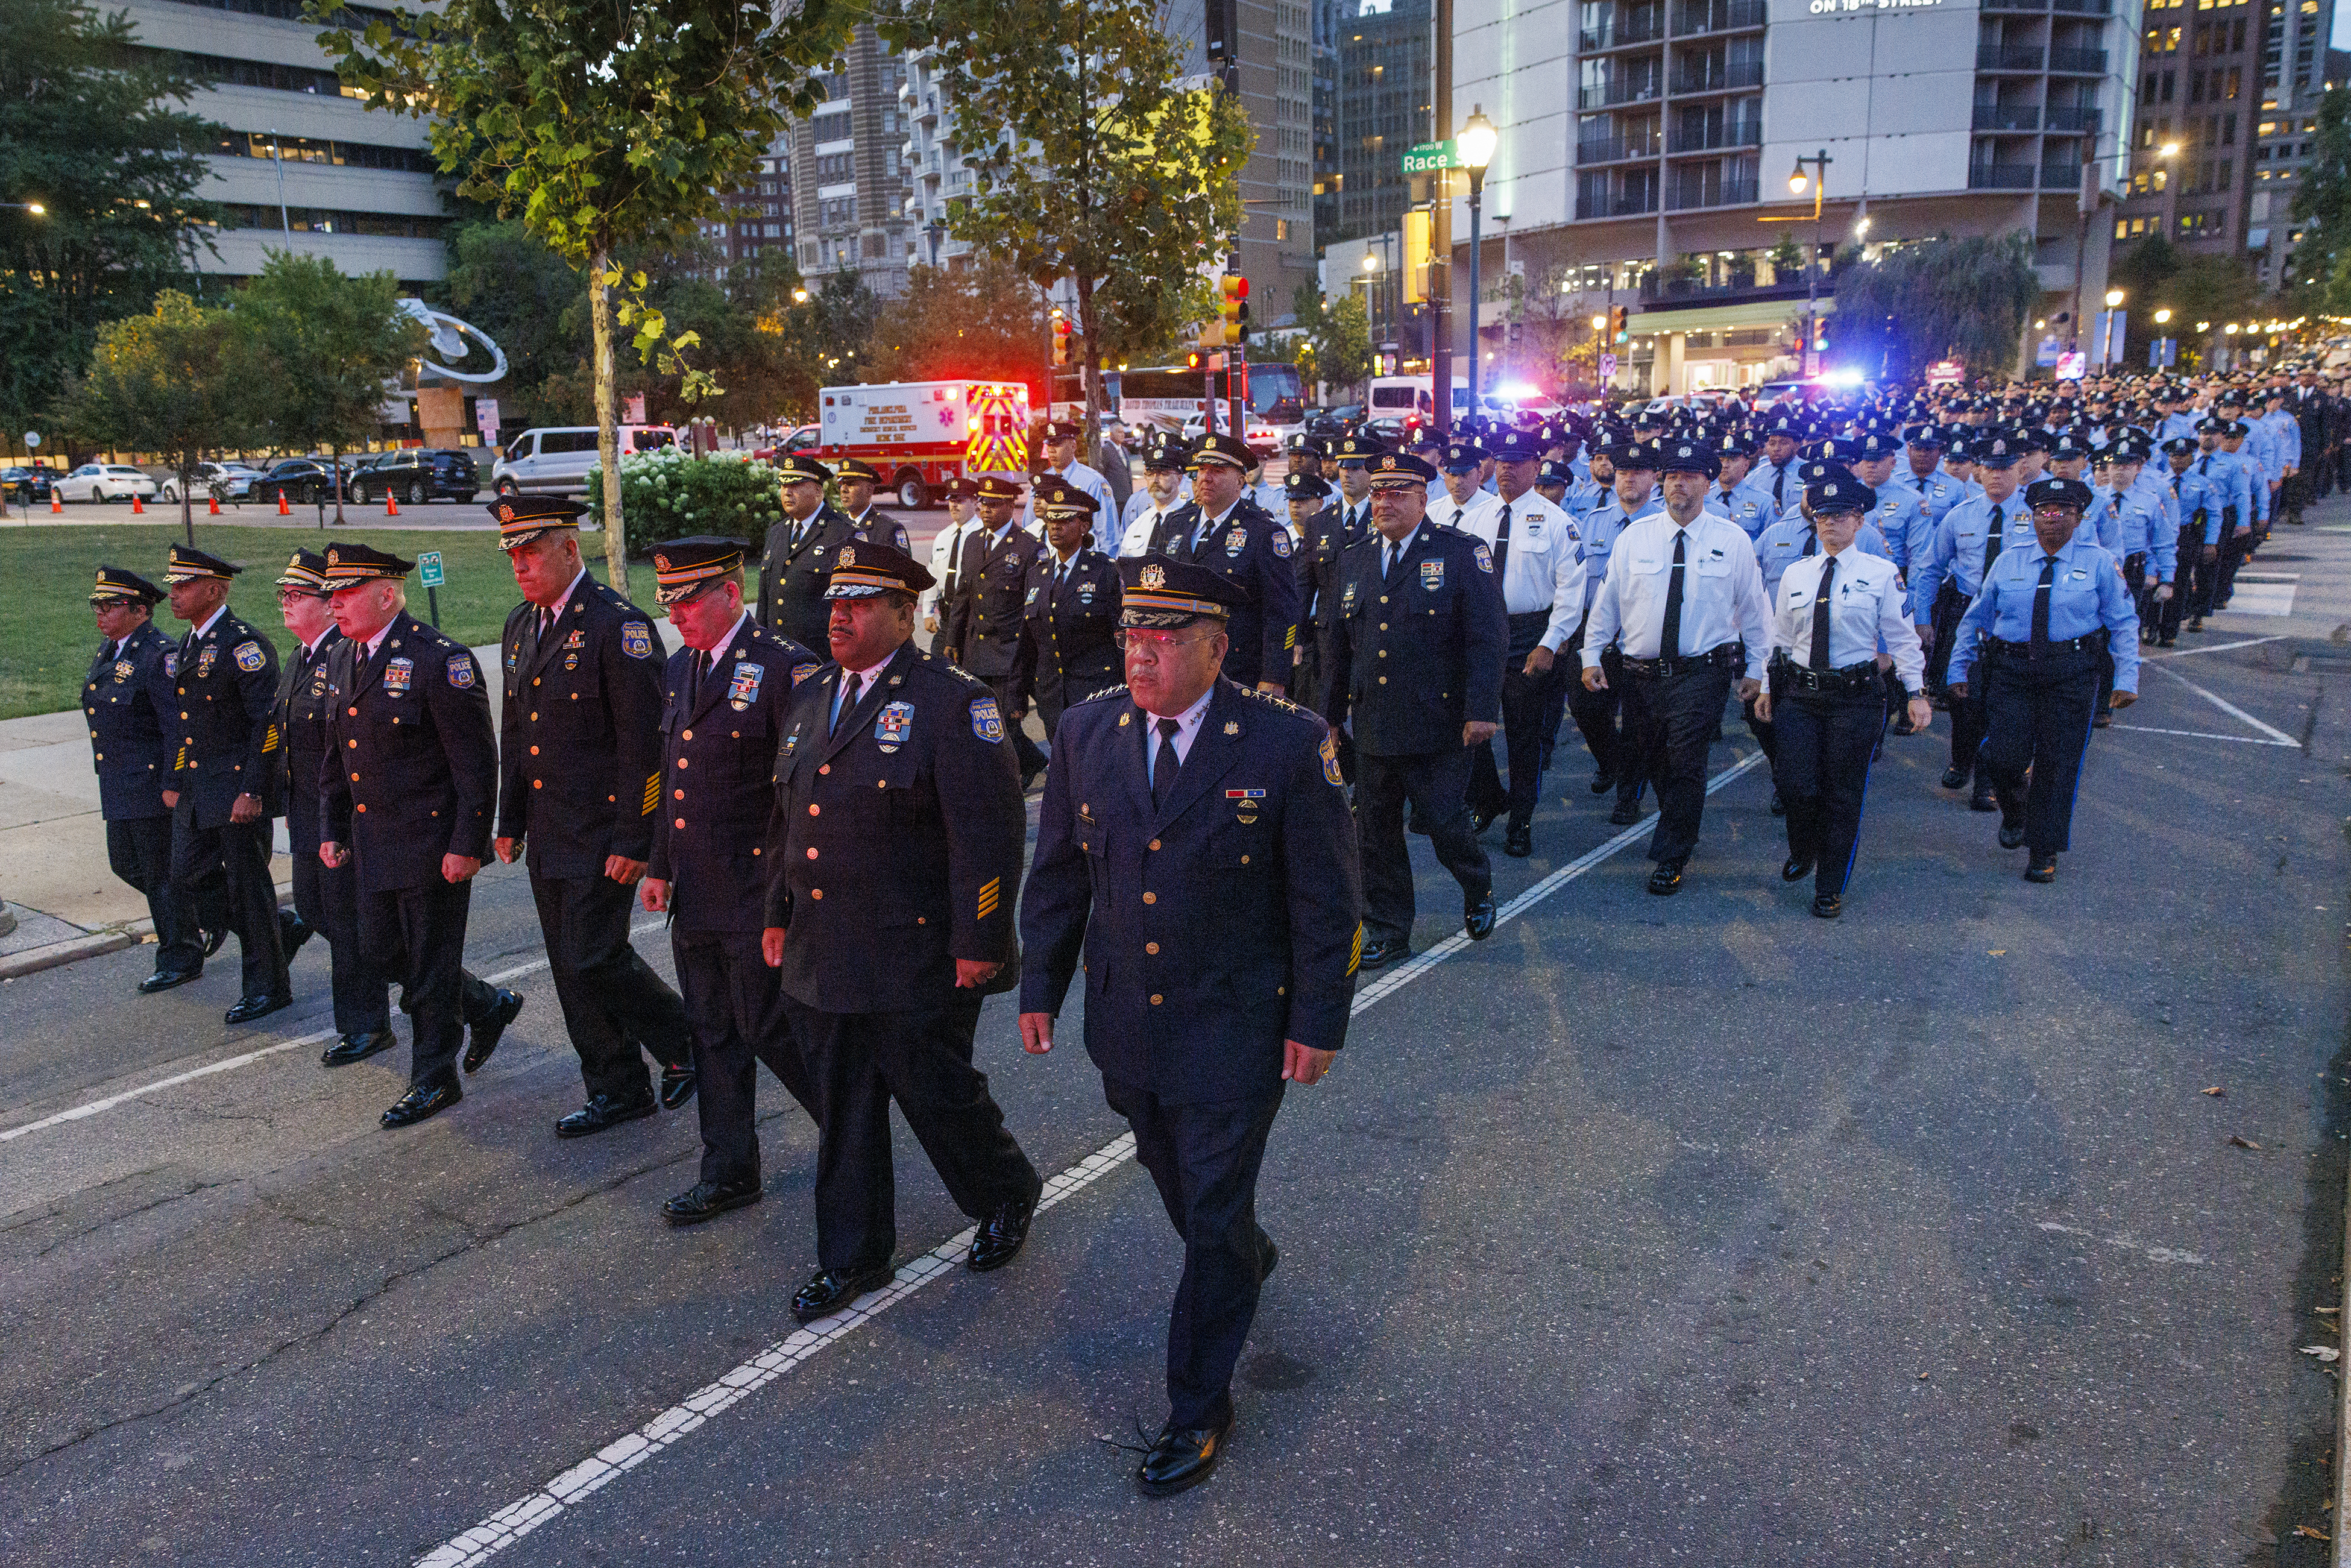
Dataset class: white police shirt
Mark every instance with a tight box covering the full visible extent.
[1771,546,1925,693]
[1584,512,1772,668]
[1452,491,1588,652]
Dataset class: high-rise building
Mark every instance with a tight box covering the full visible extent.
[118,0,449,288]
[1327,0,1434,250]
[1452,0,2142,392]
[899,45,979,271]
[1177,0,1319,326]
[782,24,914,297]
[698,145,793,279]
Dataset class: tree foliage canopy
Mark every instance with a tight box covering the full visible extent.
[58,289,248,538]
[234,252,424,511]
[1828,233,2042,380]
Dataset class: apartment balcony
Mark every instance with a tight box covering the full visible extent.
[1672,0,1767,34]
[1977,43,2047,70]
[2047,47,2109,74]
[1667,174,1760,210]
[2045,105,2101,133]
[2041,159,2086,187]
[1576,190,1661,219]
[1968,162,2041,189]
[1973,104,2041,130]
[1638,271,1821,307]
[1671,60,1764,95]
[1578,137,1663,165]
[1579,13,1667,51]
[1669,120,1761,154]
[1581,77,1666,110]
[1984,0,2113,10]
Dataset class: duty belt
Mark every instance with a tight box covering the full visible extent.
[1770,653,1880,695]
[1620,643,1744,679]
[1987,629,2107,660]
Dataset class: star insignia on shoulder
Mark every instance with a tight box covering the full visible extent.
[1235,687,1304,716]
[1077,683,1129,707]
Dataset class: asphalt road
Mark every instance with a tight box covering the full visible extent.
[3,531,2347,1567]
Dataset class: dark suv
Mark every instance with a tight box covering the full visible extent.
[353,449,480,505]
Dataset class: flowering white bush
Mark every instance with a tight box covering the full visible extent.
[585,446,786,555]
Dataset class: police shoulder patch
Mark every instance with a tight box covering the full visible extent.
[621,621,653,660]
[1272,531,1292,558]
[1320,729,1344,787]
[1473,541,1494,575]
[447,652,477,688]
[234,640,265,672]
[971,694,1006,744]
[789,661,822,685]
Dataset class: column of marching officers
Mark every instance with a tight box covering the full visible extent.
[79,389,2165,1497]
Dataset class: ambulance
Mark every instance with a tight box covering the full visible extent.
[813,380,1032,508]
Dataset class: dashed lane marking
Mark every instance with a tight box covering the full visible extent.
[2144,659,2301,747]
[412,749,1770,1568]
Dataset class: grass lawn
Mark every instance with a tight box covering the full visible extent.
[0,523,635,719]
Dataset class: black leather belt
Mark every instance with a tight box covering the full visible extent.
[1620,643,1743,679]
[1771,654,1880,694]
[1988,631,2107,658]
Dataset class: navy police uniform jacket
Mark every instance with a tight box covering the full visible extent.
[760,641,1026,1013]
[757,503,867,655]
[169,608,284,825]
[271,626,345,854]
[847,506,912,555]
[1153,498,1303,690]
[1322,521,1509,756]
[945,523,1042,682]
[320,613,499,894]
[1019,679,1363,1102]
[1011,546,1122,719]
[497,578,668,879]
[647,617,821,933]
[85,620,178,822]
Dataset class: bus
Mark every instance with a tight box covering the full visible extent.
[1054,362,1306,449]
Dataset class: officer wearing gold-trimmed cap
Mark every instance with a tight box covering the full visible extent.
[488,494,698,1138]
[160,543,297,1024]
[922,476,984,647]
[833,458,912,556]
[1151,430,1301,697]
[86,565,219,994]
[757,453,868,654]
[760,538,1042,1324]
[1011,477,1122,741]
[1018,551,1362,1497]
[943,473,1050,784]
[639,538,824,1226]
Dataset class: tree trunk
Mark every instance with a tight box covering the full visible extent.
[1074,271,1103,452]
[332,441,345,526]
[180,458,194,544]
[589,252,630,597]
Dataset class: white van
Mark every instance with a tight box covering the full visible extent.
[490,425,677,496]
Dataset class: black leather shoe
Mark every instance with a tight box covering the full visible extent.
[2092,711,2112,729]
[201,926,228,959]
[662,1177,762,1226]
[1138,1412,1233,1498]
[1464,894,1497,940]
[967,1195,1034,1271]
[1588,770,1615,795]
[1939,765,1969,790]
[1503,825,1533,857]
[2186,616,2203,632]
[1356,936,1409,971]
[1259,1236,1279,1284]
[1890,714,1916,736]
[279,912,313,962]
[1998,817,2028,851]
[2024,854,2057,883]
[2158,635,2176,648]
[1608,799,1642,827]
[1969,786,1999,813]
[463,988,524,1073]
[1646,858,1685,896]
[1768,789,1786,817]
[1469,808,1497,836]
[792,1262,895,1323]
[224,992,291,1026]
[382,1077,460,1128]
[556,1092,657,1139]
[1810,893,1843,919]
[658,1062,697,1110]
[137,966,200,995]
[1781,856,1813,883]
[321,1028,395,1066]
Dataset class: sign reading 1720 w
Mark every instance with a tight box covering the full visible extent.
[1401,139,1461,174]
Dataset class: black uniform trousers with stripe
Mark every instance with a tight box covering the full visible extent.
[531,871,694,1104]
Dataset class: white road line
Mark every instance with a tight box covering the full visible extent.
[2145,635,2287,659]
[0,924,663,1146]
[2145,660,2302,746]
[413,749,1771,1568]
[2108,723,2299,747]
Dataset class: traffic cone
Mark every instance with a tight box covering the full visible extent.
[276,491,291,517]
[49,491,61,513]
[385,493,400,517]
[131,493,144,514]
[207,494,220,516]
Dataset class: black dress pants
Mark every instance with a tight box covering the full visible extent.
[108,814,205,974]
[1980,648,2101,857]
[1925,582,1965,697]
[675,925,816,1185]
[990,675,1050,780]
[291,833,388,1036]
[1468,611,1561,831]
[2213,526,2250,609]
[1948,631,1991,780]
[1772,688,1888,899]
[1619,663,1733,864]
[783,989,1041,1274]
[360,877,496,1086]
[1567,638,1628,794]
[1102,1077,1285,1432]
[171,807,285,1000]
[2161,525,2209,640]
[1354,746,1492,945]
[530,871,693,1103]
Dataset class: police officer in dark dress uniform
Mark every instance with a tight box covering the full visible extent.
[757,454,869,654]
[640,538,825,1225]
[271,549,394,1062]
[762,540,1043,1324]
[1018,555,1363,1498]
[944,474,1051,784]
[836,458,912,553]
[160,543,294,1024]
[1011,478,1122,741]
[85,565,214,993]
[318,543,513,1129]
[491,496,697,1136]
[1151,432,1302,694]
[1322,451,1507,964]
[1282,470,1339,714]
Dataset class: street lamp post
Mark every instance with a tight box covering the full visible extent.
[2101,287,2124,368]
[1458,107,1497,418]
[267,129,289,234]
[1786,150,1831,377]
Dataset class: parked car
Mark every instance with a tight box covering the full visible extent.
[490,424,676,496]
[751,424,821,462]
[354,448,480,505]
[158,462,259,504]
[251,458,347,506]
[1,465,56,503]
[57,463,160,503]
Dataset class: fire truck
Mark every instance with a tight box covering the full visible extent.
[813,380,1032,508]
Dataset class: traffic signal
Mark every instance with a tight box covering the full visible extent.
[1608,305,1628,343]
[1221,274,1249,346]
[1051,310,1072,367]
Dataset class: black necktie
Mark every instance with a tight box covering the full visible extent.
[1772,464,1787,509]
[1383,538,1400,582]
[1801,531,1818,558]
[2171,473,2182,496]
[687,649,707,710]
[2030,556,2055,652]
[1660,531,1687,658]
[832,673,861,734]
[1809,556,1836,669]
[1151,717,1182,810]
[1493,503,1512,577]
[1983,503,2004,581]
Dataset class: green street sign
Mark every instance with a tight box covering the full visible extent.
[1401,139,1459,174]
[416,550,445,588]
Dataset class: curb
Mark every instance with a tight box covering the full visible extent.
[0,930,136,980]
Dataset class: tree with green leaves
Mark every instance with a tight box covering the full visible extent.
[233,253,424,524]
[870,259,1048,389]
[441,218,589,430]
[883,0,1252,442]
[315,0,855,593]
[2288,87,2351,313]
[0,0,222,450]
[1825,233,2041,382]
[58,290,252,543]
[2107,234,2263,366]
[1292,283,1371,401]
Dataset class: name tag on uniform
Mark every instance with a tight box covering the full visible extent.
[1420,559,1444,590]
